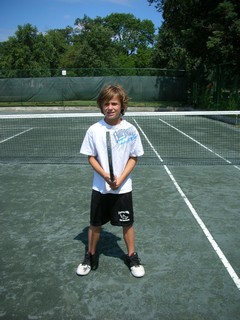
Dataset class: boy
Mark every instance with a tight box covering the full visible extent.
[77,84,145,277]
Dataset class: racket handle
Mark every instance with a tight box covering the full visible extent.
[106,131,114,182]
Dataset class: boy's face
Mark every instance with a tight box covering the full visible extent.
[102,95,122,125]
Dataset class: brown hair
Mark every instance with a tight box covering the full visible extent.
[97,84,128,115]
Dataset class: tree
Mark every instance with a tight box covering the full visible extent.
[148,0,240,68]
[0,13,157,76]
[61,14,155,72]
[103,13,155,56]
[45,27,72,74]
[0,24,55,77]
[152,22,189,69]
[60,15,118,73]
[148,0,240,108]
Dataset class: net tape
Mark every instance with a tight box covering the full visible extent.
[0,111,239,166]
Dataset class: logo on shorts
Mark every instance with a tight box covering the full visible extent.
[118,211,130,222]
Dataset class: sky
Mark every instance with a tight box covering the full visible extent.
[0,0,162,42]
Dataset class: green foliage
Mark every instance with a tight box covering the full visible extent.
[0,13,156,76]
[148,0,240,69]
[0,24,54,76]
[148,0,240,109]
[61,16,115,71]
[45,28,72,74]
[103,13,155,55]
[0,2,239,109]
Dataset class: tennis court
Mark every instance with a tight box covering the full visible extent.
[0,111,240,319]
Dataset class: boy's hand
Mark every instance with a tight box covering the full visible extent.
[104,175,119,190]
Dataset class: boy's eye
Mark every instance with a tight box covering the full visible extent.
[104,102,119,107]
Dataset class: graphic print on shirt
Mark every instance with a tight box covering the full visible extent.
[113,127,137,146]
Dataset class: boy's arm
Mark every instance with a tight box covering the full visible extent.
[88,156,112,185]
[115,156,137,189]
[88,155,108,178]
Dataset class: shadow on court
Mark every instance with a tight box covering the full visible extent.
[74,227,125,261]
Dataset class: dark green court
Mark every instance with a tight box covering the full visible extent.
[1,110,240,319]
[1,162,240,319]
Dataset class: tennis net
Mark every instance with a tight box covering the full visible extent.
[0,111,239,166]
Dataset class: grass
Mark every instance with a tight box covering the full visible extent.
[0,100,184,109]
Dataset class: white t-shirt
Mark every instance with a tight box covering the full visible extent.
[80,118,144,194]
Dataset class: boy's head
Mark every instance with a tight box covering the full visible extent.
[97,84,128,115]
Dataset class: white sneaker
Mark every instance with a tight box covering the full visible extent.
[76,251,99,276]
[125,252,145,277]
[76,263,91,276]
[76,252,91,276]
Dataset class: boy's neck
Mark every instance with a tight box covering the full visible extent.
[104,117,122,126]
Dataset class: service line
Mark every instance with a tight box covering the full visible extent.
[0,128,33,144]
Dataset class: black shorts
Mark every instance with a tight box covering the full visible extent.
[90,190,134,227]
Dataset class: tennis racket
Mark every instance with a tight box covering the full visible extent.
[106,131,114,182]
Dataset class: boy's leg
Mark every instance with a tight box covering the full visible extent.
[88,225,101,255]
[123,225,135,256]
[76,225,101,276]
[123,225,145,278]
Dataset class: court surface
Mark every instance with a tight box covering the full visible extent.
[0,162,240,320]
[0,111,240,319]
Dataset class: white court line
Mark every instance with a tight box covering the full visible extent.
[158,118,240,171]
[134,119,240,291]
[0,128,33,144]
[159,118,231,163]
